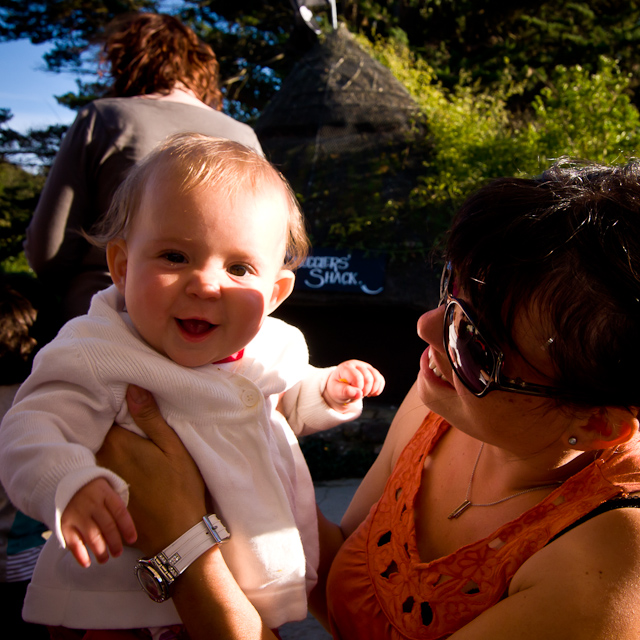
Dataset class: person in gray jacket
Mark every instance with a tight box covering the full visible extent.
[25,12,263,321]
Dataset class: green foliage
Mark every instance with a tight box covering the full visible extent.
[0,160,44,268]
[355,36,525,243]
[3,0,640,122]
[1,252,31,273]
[358,37,640,248]
[343,1,640,106]
[0,0,158,69]
[507,2,640,98]
[2,1,640,262]
[525,59,640,162]
[0,114,69,169]
[178,1,325,121]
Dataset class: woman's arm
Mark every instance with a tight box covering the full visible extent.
[307,506,345,631]
[307,381,428,627]
[96,385,278,640]
[340,381,428,537]
[25,108,94,278]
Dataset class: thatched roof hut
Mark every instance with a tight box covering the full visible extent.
[256,24,420,161]
[255,25,436,311]
[259,26,440,402]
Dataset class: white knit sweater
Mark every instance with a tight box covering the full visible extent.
[0,285,360,629]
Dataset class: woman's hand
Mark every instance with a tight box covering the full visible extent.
[97,385,278,640]
[95,384,207,555]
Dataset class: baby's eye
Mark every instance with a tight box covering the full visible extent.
[162,252,187,264]
[228,264,251,277]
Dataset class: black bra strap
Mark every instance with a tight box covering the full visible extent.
[548,496,640,545]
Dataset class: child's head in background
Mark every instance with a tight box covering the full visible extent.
[0,274,59,386]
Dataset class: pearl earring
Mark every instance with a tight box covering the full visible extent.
[568,436,578,446]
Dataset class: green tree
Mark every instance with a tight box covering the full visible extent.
[0,0,157,68]
[0,0,320,120]
[2,0,640,263]
[340,1,640,104]
[526,59,640,162]
[359,36,640,250]
[0,159,45,271]
[0,110,59,271]
[3,1,640,120]
[0,109,68,170]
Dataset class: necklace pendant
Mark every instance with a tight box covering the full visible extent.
[448,499,472,520]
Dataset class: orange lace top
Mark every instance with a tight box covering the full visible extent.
[327,411,640,640]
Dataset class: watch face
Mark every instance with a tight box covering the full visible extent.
[135,561,169,603]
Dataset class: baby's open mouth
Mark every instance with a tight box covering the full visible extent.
[177,319,216,335]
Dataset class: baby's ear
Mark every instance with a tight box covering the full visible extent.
[106,239,128,296]
[571,407,639,450]
[267,269,295,314]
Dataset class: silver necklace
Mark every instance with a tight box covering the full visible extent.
[447,443,563,519]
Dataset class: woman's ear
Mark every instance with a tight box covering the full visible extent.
[267,269,295,314]
[570,407,639,450]
[106,239,128,296]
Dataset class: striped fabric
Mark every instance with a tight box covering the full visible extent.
[6,545,43,582]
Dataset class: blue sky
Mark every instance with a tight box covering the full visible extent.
[0,0,188,134]
[0,39,79,133]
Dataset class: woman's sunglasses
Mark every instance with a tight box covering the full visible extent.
[440,263,565,399]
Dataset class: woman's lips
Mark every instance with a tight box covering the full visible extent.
[421,345,451,385]
[428,349,446,380]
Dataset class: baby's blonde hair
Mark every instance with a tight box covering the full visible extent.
[90,133,309,269]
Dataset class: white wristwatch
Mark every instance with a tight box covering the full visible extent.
[134,513,230,602]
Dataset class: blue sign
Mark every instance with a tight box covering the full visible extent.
[295,249,386,295]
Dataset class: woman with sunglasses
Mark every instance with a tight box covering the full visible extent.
[97,158,640,639]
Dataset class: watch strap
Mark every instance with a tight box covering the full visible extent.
[159,513,230,577]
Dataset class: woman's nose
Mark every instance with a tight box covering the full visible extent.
[417,305,446,348]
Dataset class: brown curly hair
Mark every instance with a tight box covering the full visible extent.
[101,12,223,110]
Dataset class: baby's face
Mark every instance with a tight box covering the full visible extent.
[108,172,294,367]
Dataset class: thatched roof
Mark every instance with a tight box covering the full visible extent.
[255,24,420,161]
[256,25,436,309]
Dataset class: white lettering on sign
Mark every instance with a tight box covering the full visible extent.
[299,254,384,295]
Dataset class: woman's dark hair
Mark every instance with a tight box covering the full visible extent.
[101,12,223,110]
[445,158,640,408]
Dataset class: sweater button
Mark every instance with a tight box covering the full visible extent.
[241,389,258,407]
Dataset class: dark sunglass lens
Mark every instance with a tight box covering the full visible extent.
[445,303,496,394]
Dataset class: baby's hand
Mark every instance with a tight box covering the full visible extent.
[61,477,137,568]
[324,359,385,412]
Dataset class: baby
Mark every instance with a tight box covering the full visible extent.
[0,134,384,633]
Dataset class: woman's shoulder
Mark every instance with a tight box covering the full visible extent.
[507,499,640,633]
[87,97,263,154]
[532,494,640,565]
[451,502,640,638]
